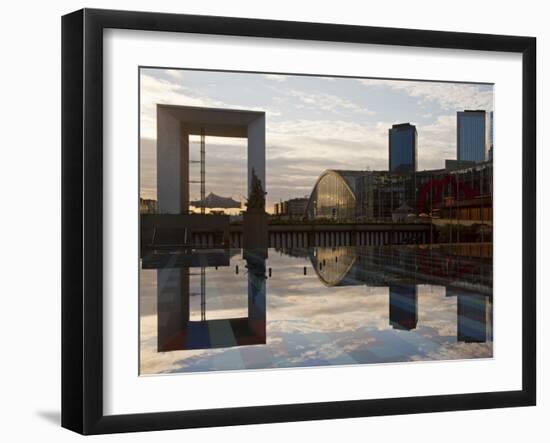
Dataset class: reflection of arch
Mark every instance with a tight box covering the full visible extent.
[305,170,358,220]
[309,247,357,286]
[155,250,266,352]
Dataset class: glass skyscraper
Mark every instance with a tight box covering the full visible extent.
[457,110,488,163]
[389,123,417,173]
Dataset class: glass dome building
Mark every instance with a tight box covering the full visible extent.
[304,170,364,221]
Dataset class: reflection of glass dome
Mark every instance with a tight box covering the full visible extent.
[309,247,418,289]
[307,245,493,293]
[309,247,357,286]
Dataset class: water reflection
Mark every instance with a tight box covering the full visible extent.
[456,292,489,343]
[140,244,492,374]
[150,249,266,352]
[389,285,418,331]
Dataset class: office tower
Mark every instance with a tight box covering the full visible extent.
[389,123,417,173]
[457,110,488,163]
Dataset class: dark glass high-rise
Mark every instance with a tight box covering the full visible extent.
[457,110,488,163]
[389,123,417,173]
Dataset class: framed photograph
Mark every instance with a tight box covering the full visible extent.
[61,8,536,434]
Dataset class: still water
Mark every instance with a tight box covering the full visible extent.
[140,245,492,374]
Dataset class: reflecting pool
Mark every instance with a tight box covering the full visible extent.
[140,244,492,374]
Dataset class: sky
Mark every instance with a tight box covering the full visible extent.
[140,68,493,213]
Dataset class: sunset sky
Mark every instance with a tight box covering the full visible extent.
[139,68,493,212]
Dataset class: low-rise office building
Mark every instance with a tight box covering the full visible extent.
[274,197,309,219]
[304,162,493,223]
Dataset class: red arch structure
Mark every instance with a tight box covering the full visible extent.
[417,175,480,214]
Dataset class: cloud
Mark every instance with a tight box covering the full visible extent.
[416,115,456,170]
[140,74,282,139]
[140,74,228,139]
[358,78,494,113]
[286,90,375,115]
[264,74,287,82]
[165,69,185,81]
[267,119,389,160]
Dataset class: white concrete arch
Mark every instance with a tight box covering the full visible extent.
[156,105,265,214]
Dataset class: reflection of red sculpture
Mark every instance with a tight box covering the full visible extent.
[417,175,479,214]
[416,247,475,280]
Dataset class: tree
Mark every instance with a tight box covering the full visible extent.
[246,168,266,211]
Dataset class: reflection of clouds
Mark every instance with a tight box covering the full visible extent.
[284,341,353,365]
[416,285,458,338]
[141,311,245,374]
[266,290,390,334]
[140,250,492,374]
[410,342,493,361]
[341,335,379,352]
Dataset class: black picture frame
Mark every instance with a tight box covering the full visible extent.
[61,8,536,435]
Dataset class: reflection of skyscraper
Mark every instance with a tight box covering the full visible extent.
[488,111,494,161]
[389,284,418,330]
[457,110,487,163]
[457,292,487,343]
[389,123,417,173]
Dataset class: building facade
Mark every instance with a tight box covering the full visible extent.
[457,110,488,163]
[304,170,362,220]
[274,197,309,219]
[305,162,493,223]
[389,123,418,173]
[140,198,158,214]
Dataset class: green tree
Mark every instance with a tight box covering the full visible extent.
[246,168,266,210]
